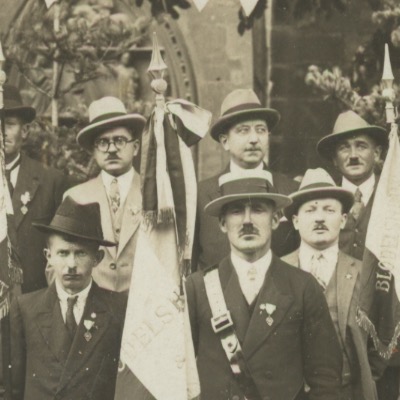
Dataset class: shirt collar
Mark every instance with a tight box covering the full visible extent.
[298,242,339,272]
[101,167,134,188]
[229,161,273,185]
[342,174,375,204]
[231,250,272,276]
[55,278,93,303]
[6,153,21,170]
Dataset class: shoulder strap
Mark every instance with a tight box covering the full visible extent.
[203,268,260,399]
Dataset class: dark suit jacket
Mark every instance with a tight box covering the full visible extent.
[193,165,299,270]
[282,250,380,400]
[12,154,67,293]
[186,255,342,400]
[10,282,127,400]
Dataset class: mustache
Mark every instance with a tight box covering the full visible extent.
[313,223,328,231]
[347,157,362,166]
[245,146,262,151]
[240,224,259,236]
[106,154,121,160]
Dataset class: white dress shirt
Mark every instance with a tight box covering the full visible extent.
[230,160,273,186]
[101,167,134,206]
[55,279,92,325]
[5,153,21,188]
[342,174,375,206]
[298,242,339,287]
[231,250,272,305]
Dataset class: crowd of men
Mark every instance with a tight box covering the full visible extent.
[2,83,397,400]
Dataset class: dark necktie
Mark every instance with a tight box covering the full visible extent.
[350,188,364,220]
[66,296,78,338]
[5,157,21,196]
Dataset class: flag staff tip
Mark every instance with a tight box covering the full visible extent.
[148,33,168,103]
[381,44,396,125]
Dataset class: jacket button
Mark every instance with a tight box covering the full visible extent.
[110,263,117,270]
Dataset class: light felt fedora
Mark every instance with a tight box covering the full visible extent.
[317,110,388,160]
[4,84,36,123]
[284,168,354,221]
[33,196,116,247]
[210,89,280,142]
[204,170,292,217]
[77,96,146,150]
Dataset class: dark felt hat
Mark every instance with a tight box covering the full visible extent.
[4,84,36,123]
[210,89,280,142]
[317,110,388,160]
[33,196,116,247]
[205,170,292,217]
[284,168,354,221]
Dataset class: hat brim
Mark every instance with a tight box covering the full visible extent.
[210,108,280,142]
[317,126,388,160]
[5,107,36,123]
[205,193,292,217]
[284,187,354,222]
[32,223,117,247]
[77,114,147,150]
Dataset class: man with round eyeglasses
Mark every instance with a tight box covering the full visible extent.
[61,96,146,292]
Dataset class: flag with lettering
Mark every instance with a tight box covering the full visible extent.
[114,100,211,400]
[357,123,400,362]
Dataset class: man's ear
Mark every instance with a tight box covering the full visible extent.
[340,213,348,229]
[219,134,229,151]
[292,214,299,231]
[43,248,51,262]
[219,215,228,234]
[94,249,105,266]
[271,211,280,231]
[132,139,140,157]
[374,145,382,162]
[21,124,29,140]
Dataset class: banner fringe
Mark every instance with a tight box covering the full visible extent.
[356,307,400,359]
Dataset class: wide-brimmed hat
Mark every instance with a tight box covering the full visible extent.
[284,168,354,221]
[77,96,146,150]
[33,196,116,247]
[317,110,388,160]
[210,89,280,142]
[205,170,292,217]
[4,84,36,123]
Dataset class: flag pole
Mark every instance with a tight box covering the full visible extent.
[382,44,397,128]
[51,0,60,128]
[0,40,12,400]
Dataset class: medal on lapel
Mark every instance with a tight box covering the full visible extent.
[83,316,96,342]
[260,303,276,326]
[20,191,31,215]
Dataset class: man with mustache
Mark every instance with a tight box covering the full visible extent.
[186,169,342,400]
[282,168,384,400]
[62,96,146,292]
[316,110,387,261]
[194,89,299,270]
[10,197,126,400]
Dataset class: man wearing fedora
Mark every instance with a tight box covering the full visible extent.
[316,110,387,261]
[62,96,146,292]
[282,168,386,400]
[3,84,67,293]
[194,88,299,271]
[10,196,126,400]
[186,170,342,400]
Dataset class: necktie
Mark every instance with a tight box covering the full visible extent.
[310,253,329,290]
[5,157,21,196]
[66,296,78,338]
[242,265,259,305]
[109,178,121,214]
[350,188,364,220]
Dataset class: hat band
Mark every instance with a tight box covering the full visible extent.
[221,102,262,117]
[90,111,127,124]
[221,178,275,196]
[50,214,102,239]
[298,182,337,192]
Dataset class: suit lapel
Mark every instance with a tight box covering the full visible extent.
[117,172,142,256]
[336,252,358,342]
[12,155,41,229]
[58,284,111,392]
[243,258,294,359]
[94,175,117,259]
[35,284,72,364]
[219,258,250,343]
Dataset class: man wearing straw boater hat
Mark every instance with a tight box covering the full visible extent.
[317,110,387,261]
[3,84,68,293]
[62,96,146,292]
[186,170,342,400]
[10,197,126,400]
[282,168,386,400]
[194,89,299,270]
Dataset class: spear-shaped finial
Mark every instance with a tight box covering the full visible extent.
[0,41,6,112]
[382,44,396,124]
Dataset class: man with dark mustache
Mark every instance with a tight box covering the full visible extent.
[61,96,146,292]
[316,110,387,261]
[282,168,383,400]
[194,89,299,270]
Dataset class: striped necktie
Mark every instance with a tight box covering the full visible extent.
[350,188,364,220]
[109,178,121,214]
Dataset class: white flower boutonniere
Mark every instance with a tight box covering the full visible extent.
[20,191,31,215]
